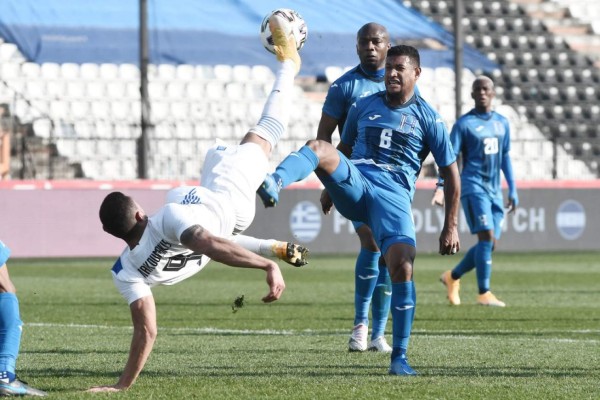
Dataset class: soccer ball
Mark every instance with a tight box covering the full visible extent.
[259,8,308,54]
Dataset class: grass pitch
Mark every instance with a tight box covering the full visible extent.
[9,251,600,399]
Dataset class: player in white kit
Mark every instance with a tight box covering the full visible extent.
[89,14,302,392]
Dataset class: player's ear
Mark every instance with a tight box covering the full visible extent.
[414,66,421,79]
[134,211,145,222]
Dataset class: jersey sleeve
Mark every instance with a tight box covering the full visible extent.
[426,113,456,168]
[449,120,463,161]
[161,203,199,242]
[0,240,10,266]
[340,100,360,147]
[112,270,153,305]
[322,81,347,120]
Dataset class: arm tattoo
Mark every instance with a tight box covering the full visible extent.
[180,224,204,244]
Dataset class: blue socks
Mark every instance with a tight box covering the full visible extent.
[371,263,391,340]
[452,245,476,279]
[353,249,380,327]
[272,145,319,188]
[0,292,22,380]
[391,281,415,354]
[475,240,494,294]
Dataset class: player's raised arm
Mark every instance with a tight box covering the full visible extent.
[180,225,285,303]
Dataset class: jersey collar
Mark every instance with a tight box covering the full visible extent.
[358,64,385,82]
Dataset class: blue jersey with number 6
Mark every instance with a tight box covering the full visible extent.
[341,91,455,199]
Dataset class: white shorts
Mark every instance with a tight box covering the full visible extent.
[200,142,268,233]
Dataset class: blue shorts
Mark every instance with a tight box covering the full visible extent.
[0,240,10,266]
[351,220,364,231]
[320,155,415,254]
[461,193,505,239]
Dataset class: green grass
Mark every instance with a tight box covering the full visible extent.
[8,252,600,399]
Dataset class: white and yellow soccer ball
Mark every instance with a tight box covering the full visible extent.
[259,8,308,54]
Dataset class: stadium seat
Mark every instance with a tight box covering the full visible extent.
[81,160,101,178]
[70,101,90,120]
[119,63,139,80]
[94,120,115,138]
[157,64,177,81]
[186,81,205,100]
[59,63,80,80]
[40,63,61,79]
[25,80,46,99]
[251,65,274,83]
[110,101,131,121]
[148,81,165,98]
[0,43,19,61]
[106,81,126,99]
[213,64,233,81]
[187,99,206,119]
[0,62,19,80]
[21,62,41,78]
[170,102,189,120]
[324,66,343,83]
[231,65,252,82]
[176,64,195,81]
[166,82,186,99]
[193,121,213,139]
[225,82,245,99]
[80,63,100,80]
[195,65,215,80]
[152,102,170,122]
[205,81,225,99]
[99,63,119,80]
[87,81,106,99]
[125,81,140,99]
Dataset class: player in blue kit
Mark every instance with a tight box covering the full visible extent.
[258,45,461,375]
[438,76,518,307]
[316,22,393,353]
[0,240,47,397]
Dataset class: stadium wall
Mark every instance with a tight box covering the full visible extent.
[0,180,597,258]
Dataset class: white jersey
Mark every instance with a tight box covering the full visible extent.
[111,143,268,304]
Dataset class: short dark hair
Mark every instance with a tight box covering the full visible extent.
[357,22,389,41]
[387,45,420,67]
[99,191,137,239]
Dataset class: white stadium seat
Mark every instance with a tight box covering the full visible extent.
[60,63,80,80]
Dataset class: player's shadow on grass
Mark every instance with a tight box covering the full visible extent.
[422,365,596,378]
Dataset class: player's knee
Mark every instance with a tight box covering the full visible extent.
[356,227,378,251]
[388,262,413,282]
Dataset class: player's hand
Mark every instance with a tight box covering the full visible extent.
[439,226,460,255]
[431,187,444,207]
[262,263,285,303]
[506,198,517,214]
[87,385,124,393]
[320,189,333,215]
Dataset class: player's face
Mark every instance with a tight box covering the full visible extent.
[384,54,420,102]
[471,79,495,111]
[356,28,390,72]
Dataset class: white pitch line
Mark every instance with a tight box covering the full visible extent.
[25,323,600,343]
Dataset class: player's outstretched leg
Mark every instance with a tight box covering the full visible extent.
[272,241,309,267]
[257,145,320,208]
[269,12,301,73]
[231,235,308,267]
[0,377,47,397]
[257,173,283,208]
